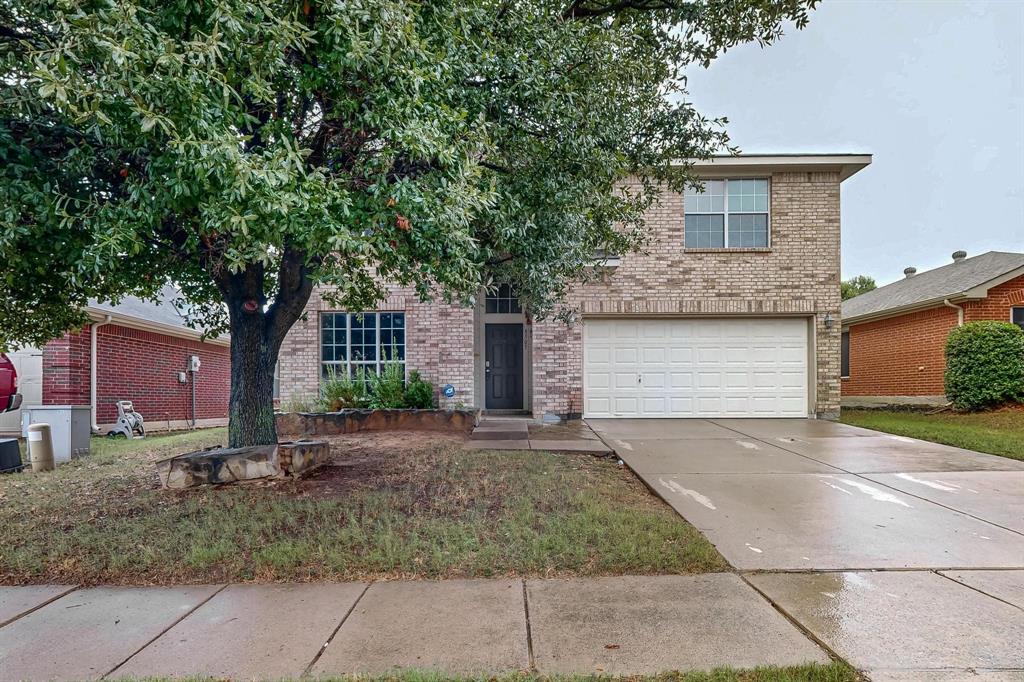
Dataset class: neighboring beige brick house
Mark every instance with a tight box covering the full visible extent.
[279,154,871,421]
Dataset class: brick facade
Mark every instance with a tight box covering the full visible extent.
[280,168,845,419]
[842,274,1024,398]
[42,323,230,427]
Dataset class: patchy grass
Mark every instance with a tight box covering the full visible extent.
[840,406,1024,461]
[114,662,860,682]
[0,429,725,585]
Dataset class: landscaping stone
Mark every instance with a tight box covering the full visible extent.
[277,440,332,477]
[527,574,829,674]
[0,585,221,681]
[114,583,366,680]
[313,578,528,675]
[276,408,480,437]
[157,440,330,489]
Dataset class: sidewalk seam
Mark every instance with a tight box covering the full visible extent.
[301,580,373,678]
[0,585,79,630]
[102,583,229,679]
[933,569,1024,613]
[521,579,536,672]
[739,573,852,669]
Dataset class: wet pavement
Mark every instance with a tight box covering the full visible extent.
[0,576,828,680]
[590,417,1024,679]
[467,417,612,454]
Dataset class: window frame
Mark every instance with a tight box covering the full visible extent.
[840,330,851,379]
[684,177,772,250]
[320,311,406,379]
[1012,306,1024,331]
[485,284,522,314]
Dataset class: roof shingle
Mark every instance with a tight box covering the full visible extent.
[841,251,1024,322]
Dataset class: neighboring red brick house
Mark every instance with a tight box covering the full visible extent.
[841,251,1024,407]
[1,285,230,436]
[280,154,871,421]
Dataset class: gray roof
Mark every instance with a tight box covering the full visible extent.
[89,284,196,331]
[842,251,1024,322]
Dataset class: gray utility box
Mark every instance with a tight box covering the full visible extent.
[21,405,91,463]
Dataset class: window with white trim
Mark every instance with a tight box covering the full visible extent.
[1013,307,1024,331]
[321,312,405,377]
[684,178,770,248]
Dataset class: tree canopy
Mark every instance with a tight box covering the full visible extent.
[1,0,817,445]
[841,275,877,301]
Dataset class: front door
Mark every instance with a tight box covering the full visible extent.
[485,324,523,410]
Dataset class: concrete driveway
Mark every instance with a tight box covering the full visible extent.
[589,418,1024,680]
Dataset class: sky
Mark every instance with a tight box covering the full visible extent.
[684,0,1024,285]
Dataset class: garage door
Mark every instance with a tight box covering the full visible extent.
[583,318,809,418]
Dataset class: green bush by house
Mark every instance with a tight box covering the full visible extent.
[318,364,436,411]
[944,321,1024,410]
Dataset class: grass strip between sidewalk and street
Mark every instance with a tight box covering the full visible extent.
[110,662,860,682]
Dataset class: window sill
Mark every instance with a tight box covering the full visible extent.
[841,376,850,381]
[683,247,772,254]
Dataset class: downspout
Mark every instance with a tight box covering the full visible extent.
[943,299,964,326]
[90,315,113,433]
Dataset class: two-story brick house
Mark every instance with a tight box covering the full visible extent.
[278,154,871,421]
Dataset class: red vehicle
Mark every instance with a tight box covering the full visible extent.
[0,353,22,413]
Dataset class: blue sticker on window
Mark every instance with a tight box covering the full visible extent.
[442,384,456,398]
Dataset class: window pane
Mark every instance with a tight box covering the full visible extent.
[727,178,768,214]
[686,180,725,214]
[685,214,724,248]
[727,214,768,248]
[1013,308,1024,330]
[841,331,851,377]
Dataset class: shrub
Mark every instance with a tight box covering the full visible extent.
[368,361,407,409]
[404,371,435,408]
[944,321,1024,410]
[279,393,318,413]
[319,367,369,411]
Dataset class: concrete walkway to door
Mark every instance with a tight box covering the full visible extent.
[588,417,1024,680]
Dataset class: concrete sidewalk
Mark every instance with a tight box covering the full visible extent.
[0,574,829,681]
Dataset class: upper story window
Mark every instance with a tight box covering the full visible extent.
[1013,307,1024,331]
[321,312,405,377]
[684,178,770,249]
[485,284,522,313]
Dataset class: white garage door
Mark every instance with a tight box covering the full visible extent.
[583,318,809,418]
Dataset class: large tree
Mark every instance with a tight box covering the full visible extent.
[1,0,816,447]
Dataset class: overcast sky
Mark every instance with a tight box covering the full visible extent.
[684,0,1024,285]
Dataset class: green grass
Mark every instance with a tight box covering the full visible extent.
[840,407,1024,461]
[0,429,725,585]
[113,662,860,682]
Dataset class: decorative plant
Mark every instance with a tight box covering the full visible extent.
[945,321,1024,411]
[404,371,435,409]
[319,367,369,411]
[368,361,407,409]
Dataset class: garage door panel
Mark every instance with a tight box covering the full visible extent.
[583,318,809,418]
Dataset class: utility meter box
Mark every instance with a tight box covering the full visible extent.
[188,355,201,372]
[20,405,91,463]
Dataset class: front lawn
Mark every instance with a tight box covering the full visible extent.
[0,428,725,585]
[840,406,1024,461]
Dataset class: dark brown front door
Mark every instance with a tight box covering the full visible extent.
[485,324,523,410]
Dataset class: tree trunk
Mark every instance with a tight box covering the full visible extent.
[227,310,279,448]
[217,247,314,448]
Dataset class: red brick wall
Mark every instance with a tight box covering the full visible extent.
[963,274,1024,322]
[842,274,1024,397]
[43,323,230,424]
